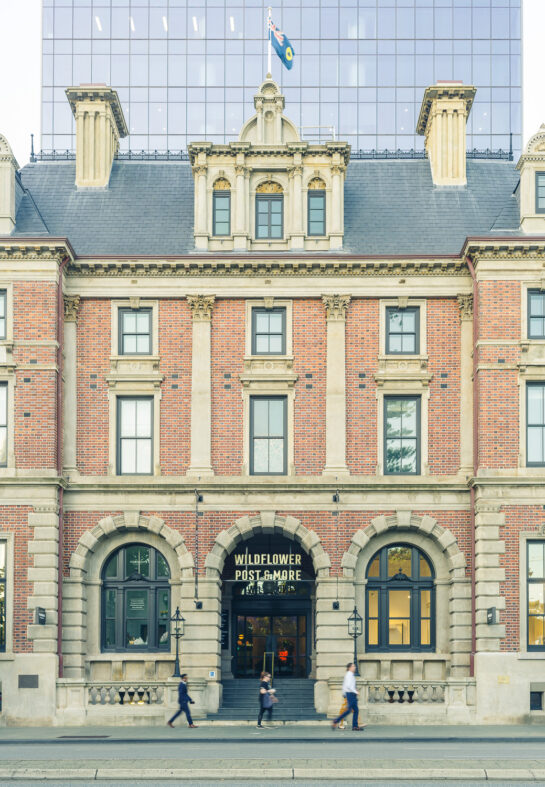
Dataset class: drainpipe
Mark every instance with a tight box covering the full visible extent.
[56,254,69,678]
[465,254,478,678]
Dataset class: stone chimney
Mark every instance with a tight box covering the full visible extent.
[417,81,476,187]
[0,135,18,235]
[65,85,128,188]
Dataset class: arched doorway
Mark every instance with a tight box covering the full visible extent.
[221,533,316,679]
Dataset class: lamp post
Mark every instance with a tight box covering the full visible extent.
[347,606,363,676]
[170,606,185,678]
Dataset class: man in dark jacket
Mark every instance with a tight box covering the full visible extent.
[167,674,198,728]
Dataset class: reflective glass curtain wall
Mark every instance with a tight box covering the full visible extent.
[41,0,521,156]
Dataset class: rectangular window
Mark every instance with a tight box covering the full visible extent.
[308,191,326,236]
[386,306,420,354]
[213,191,231,236]
[528,541,545,650]
[250,396,287,475]
[251,307,286,355]
[0,384,7,468]
[119,308,152,355]
[117,397,153,475]
[528,290,545,339]
[256,195,283,239]
[536,172,545,214]
[527,383,545,466]
[384,396,420,475]
[0,541,5,652]
[0,291,7,341]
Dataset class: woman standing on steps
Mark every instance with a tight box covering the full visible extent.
[257,671,275,728]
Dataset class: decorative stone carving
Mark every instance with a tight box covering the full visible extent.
[457,294,474,321]
[322,294,351,321]
[193,165,207,177]
[187,295,215,322]
[63,295,81,322]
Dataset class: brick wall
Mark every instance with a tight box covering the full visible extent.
[1,506,33,652]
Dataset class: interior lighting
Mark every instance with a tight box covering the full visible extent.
[192,15,198,32]
[230,16,235,32]
[95,16,102,32]
[162,16,168,32]
[130,16,135,32]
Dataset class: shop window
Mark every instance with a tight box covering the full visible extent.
[528,540,545,650]
[250,396,287,475]
[366,544,435,652]
[119,308,152,355]
[101,544,170,652]
[386,306,420,354]
[251,307,286,355]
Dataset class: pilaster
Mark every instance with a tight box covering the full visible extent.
[457,294,473,476]
[187,295,215,476]
[27,507,59,654]
[474,502,506,652]
[63,295,80,475]
[322,295,350,476]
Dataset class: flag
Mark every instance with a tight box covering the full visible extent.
[268,18,295,70]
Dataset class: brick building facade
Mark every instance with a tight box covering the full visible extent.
[0,80,545,725]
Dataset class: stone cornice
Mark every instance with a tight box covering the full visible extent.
[65,85,128,138]
[0,239,75,262]
[68,256,467,278]
[417,83,476,137]
[464,239,545,261]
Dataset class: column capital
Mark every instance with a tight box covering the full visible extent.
[288,165,303,179]
[235,165,250,177]
[457,294,473,321]
[193,164,208,177]
[63,295,81,323]
[331,164,346,176]
[322,294,351,321]
[187,295,215,322]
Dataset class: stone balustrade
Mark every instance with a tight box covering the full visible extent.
[88,683,166,706]
[367,681,446,704]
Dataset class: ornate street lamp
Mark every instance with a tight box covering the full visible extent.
[347,606,363,676]
[170,606,185,678]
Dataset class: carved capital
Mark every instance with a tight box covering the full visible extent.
[193,165,207,177]
[187,295,215,322]
[235,165,249,177]
[457,294,473,321]
[331,165,346,176]
[288,165,303,179]
[63,295,81,322]
[322,294,351,321]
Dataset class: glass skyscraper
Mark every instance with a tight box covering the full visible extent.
[41,0,521,156]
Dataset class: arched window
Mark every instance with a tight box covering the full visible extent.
[307,177,326,237]
[212,177,231,237]
[366,544,435,652]
[101,544,171,652]
[256,181,283,239]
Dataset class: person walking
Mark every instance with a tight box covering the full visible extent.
[331,663,365,731]
[257,671,275,728]
[167,673,198,728]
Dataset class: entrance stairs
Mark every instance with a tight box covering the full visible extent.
[213,679,326,722]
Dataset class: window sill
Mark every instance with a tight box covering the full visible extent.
[90,653,174,661]
[518,652,545,660]
[361,652,448,661]
[0,652,15,661]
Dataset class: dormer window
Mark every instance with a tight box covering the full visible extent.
[308,178,326,236]
[212,178,231,236]
[256,181,283,239]
[536,173,545,214]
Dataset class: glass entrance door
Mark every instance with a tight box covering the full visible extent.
[235,614,307,677]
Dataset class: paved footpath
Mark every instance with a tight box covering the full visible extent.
[1,725,545,782]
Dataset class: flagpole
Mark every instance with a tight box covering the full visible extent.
[267,7,272,77]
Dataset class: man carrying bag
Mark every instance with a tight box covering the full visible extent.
[331,663,365,731]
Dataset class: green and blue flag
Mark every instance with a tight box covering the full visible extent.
[268,18,295,70]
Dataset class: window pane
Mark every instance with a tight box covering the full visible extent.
[528,427,544,464]
[529,583,545,614]
[402,311,416,332]
[421,618,431,646]
[123,312,136,333]
[388,335,402,353]
[126,546,151,578]
[0,426,7,467]
[252,438,269,473]
[158,589,170,646]
[104,553,118,579]
[268,438,285,473]
[386,438,402,472]
[401,334,416,353]
[421,589,431,618]
[105,588,117,618]
[124,335,137,354]
[528,386,545,425]
[255,312,269,333]
[255,335,269,353]
[530,317,545,338]
[401,440,417,474]
[368,618,378,646]
[530,293,545,317]
[529,615,545,647]
[136,312,150,333]
[121,438,136,473]
[268,335,283,353]
[268,313,282,333]
[402,400,417,436]
[367,556,379,577]
[529,543,545,579]
[388,547,412,577]
[420,555,432,578]
[121,400,136,437]
[136,438,152,474]
[127,619,149,647]
[368,588,378,617]
[385,401,403,437]
[389,589,411,618]
[268,400,284,436]
[136,334,150,354]
[126,588,149,617]
[136,399,152,437]
[252,399,269,437]
[389,618,410,645]
[388,311,402,332]
[0,293,6,318]
[157,553,170,578]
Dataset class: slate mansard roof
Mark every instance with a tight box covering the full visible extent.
[10,157,521,257]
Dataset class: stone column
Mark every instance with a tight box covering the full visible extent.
[63,295,80,475]
[457,294,473,476]
[234,164,248,250]
[289,165,304,250]
[194,165,208,250]
[322,295,350,476]
[187,295,215,476]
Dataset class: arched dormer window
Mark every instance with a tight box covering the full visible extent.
[256,181,283,239]
[212,177,231,237]
[101,543,171,652]
[307,177,326,237]
[366,544,435,652]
